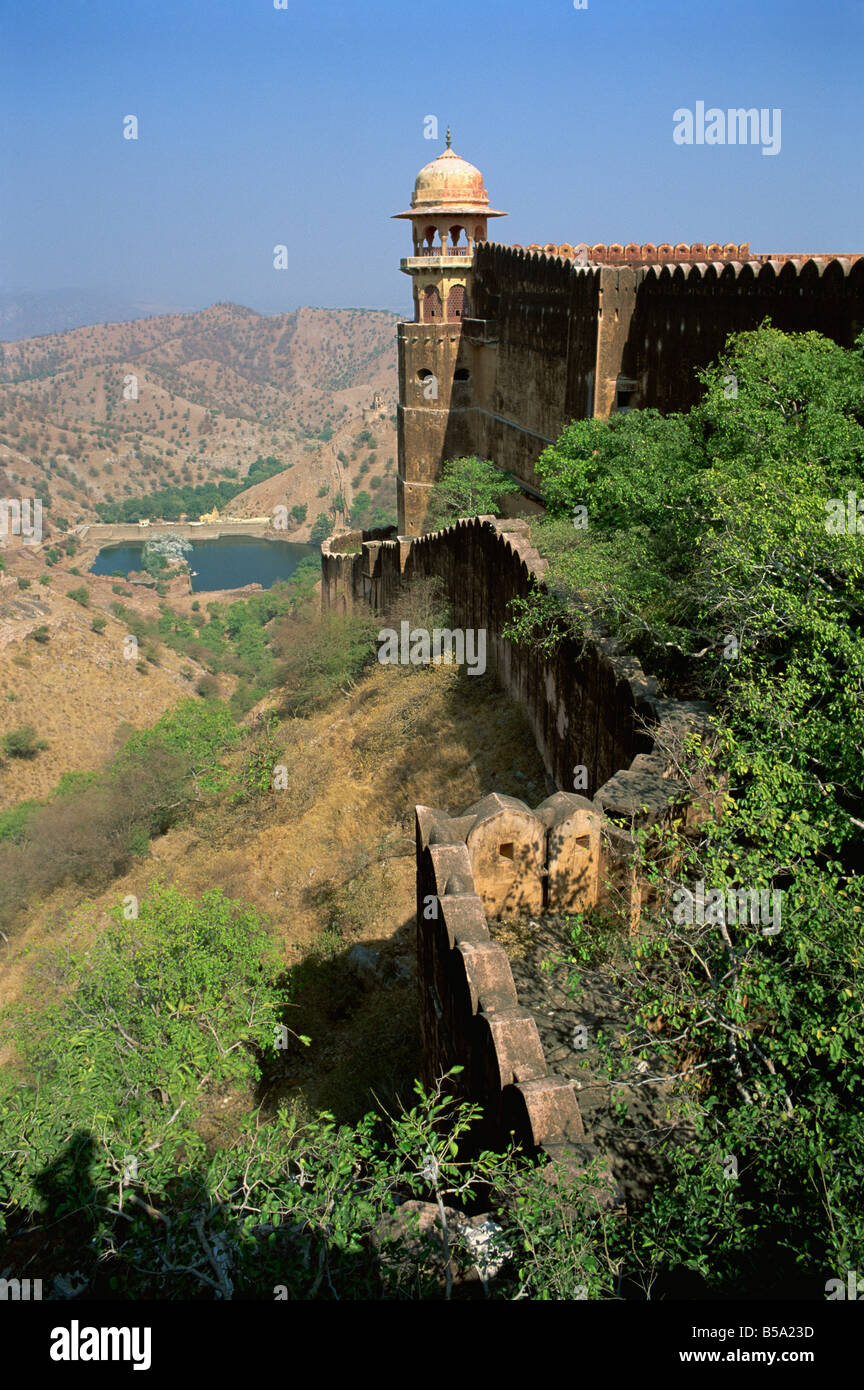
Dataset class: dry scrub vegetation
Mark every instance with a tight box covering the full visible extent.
[0,578,548,1126]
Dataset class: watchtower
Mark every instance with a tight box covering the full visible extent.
[393,131,507,534]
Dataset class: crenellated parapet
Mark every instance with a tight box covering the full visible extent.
[415,804,591,1162]
[323,513,715,1168]
[488,240,863,274]
[461,243,864,449]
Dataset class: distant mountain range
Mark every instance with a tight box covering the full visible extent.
[0,301,399,539]
[0,290,190,342]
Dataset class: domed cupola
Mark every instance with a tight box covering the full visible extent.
[393,129,507,254]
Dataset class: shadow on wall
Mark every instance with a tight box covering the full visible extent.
[321,514,713,801]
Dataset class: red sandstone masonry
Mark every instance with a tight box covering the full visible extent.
[415,784,651,1159]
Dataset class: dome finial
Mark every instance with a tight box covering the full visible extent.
[445,125,452,150]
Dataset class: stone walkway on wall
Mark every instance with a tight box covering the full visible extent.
[488,914,695,1205]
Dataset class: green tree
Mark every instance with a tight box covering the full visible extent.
[427,456,521,528]
[309,512,333,546]
[505,324,864,1294]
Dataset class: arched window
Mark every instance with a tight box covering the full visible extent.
[449,224,465,249]
[446,284,465,320]
[423,286,442,321]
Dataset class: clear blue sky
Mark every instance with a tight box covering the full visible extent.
[1,0,861,317]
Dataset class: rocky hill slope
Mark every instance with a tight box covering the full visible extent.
[0,302,398,540]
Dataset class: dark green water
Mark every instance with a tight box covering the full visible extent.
[89,536,318,593]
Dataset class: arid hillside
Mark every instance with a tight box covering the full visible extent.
[0,566,209,809]
[0,302,398,540]
[0,653,550,1122]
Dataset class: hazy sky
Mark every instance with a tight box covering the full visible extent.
[1,0,861,318]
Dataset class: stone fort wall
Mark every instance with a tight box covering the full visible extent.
[322,515,709,805]
[321,516,712,1161]
[415,815,589,1164]
[401,245,864,510]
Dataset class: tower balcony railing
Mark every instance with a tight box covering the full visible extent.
[413,245,474,257]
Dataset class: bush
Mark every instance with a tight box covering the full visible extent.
[30,625,50,644]
[350,491,372,526]
[2,725,48,759]
[0,700,241,938]
[0,885,290,1278]
[0,799,40,843]
[67,586,90,607]
[91,615,107,633]
[427,456,521,528]
[273,608,380,716]
[17,577,31,590]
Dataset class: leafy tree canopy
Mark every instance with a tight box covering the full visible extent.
[426,455,521,528]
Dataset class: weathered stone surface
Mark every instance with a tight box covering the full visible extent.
[535,792,604,913]
[483,1007,548,1086]
[512,1076,586,1146]
[463,793,545,918]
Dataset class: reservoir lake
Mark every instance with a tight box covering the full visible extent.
[89,536,318,593]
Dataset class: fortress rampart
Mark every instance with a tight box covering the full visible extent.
[322,516,713,1161]
[393,139,864,533]
[452,245,864,497]
[415,807,589,1163]
[322,515,710,805]
[386,145,858,1161]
